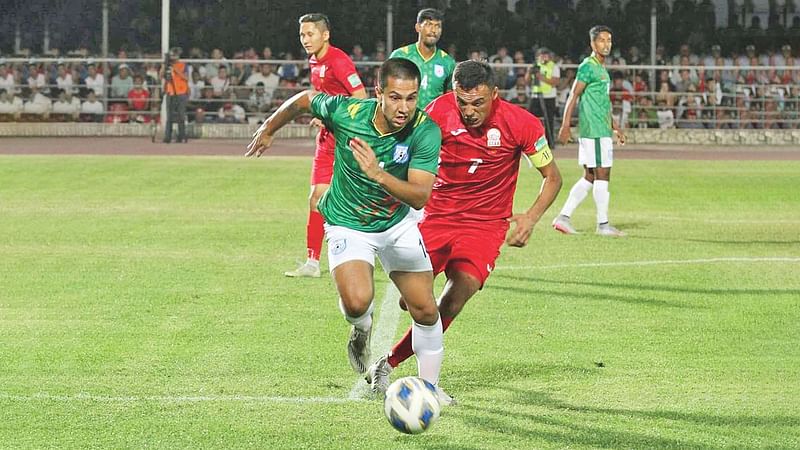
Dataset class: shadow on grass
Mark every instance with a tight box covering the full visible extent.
[493,273,800,298]
[450,384,799,449]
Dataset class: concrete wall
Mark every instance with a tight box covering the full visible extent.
[1,123,798,146]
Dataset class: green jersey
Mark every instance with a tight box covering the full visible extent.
[576,55,613,138]
[310,93,441,232]
[390,44,455,108]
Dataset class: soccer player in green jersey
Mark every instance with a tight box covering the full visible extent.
[553,25,627,237]
[246,58,454,403]
[390,8,456,109]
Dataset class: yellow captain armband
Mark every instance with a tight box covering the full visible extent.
[530,134,553,168]
[530,147,552,168]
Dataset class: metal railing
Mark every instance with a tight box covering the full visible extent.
[1,58,798,129]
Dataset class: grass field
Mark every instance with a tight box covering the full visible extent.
[1,152,799,449]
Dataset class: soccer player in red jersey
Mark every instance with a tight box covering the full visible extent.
[366,60,563,394]
[285,13,368,278]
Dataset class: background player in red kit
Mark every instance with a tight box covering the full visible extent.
[366,60,563,394]
[285,13,368,278]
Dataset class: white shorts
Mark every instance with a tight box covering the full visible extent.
[324,211,433,274]
[578,137,614,168]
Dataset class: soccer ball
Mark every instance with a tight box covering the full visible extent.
[383,376,441,434]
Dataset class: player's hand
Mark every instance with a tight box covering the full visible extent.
[557,125,571,146]
[245,124,274,157]
[309,118,326,131]
[506,214,536,247]
[349,137,383,181]
[614,129,626,146]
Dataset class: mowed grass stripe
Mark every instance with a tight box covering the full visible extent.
[1,155,799,449]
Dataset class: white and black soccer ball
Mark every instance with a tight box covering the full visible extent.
[383,376,441,434]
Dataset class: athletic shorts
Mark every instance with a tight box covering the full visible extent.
[578,137,614,168]
[310,128,335,185]
[324,211,432,274]
[419,218,508,287]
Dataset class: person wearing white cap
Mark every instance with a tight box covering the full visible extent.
[110,63,133,102]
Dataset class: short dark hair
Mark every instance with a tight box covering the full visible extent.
[453,60,495,90]
[417,8,444,24]
[379,58,420,90]
[299,13,330,32]
[589,25,612,41]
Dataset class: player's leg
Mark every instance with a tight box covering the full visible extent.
[382,221,449,374]
[285,135,333,278]
[378,215,443,386]
[327,225,378,374]
[592,137,625,236]
[553,138,596,234]
[375,223,501,400]
[285,183,329,278]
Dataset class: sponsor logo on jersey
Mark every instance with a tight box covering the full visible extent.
[393,144,410,164]
[486,264,493,273]
[347,73,362,88]
[487,128,501,147]
[331,238,347,255]
[450,128,467,136]
[319,65,327,78]
[347,103,361,119]
[434,64,445,78]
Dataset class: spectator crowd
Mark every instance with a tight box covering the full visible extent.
[0,41,798,129]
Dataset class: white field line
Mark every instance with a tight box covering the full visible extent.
[496,256,800,271]
[0,392,365,404]
[349,283,403,399]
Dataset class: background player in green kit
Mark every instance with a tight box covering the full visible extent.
[553,25,627,237]
[390,8,456,109]
[246,58,454,403]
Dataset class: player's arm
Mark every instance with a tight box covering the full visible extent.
[348,137,435,210]
[350,87,368,99]
[543,65,560,87]
[557,80,585,145]
[245,90,320,157]
[507,149,562,248]
[610,112,627,145]
[173,64,188,83]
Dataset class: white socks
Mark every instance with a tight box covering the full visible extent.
[341,298,374,332]
[560,177,593,217]
[412,316,444,385]
[593,180,610,224]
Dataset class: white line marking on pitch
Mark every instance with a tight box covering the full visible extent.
[0,392,365,404]
[349,283,403,399]
[496,256,800,271]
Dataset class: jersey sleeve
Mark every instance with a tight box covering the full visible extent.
[332,56,364,94]
[408,115,441,175]
[389,47,408,59]
[309,93,348,130]
[576,63,594,84]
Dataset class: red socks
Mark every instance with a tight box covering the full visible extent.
[388,316,453,368]
[306,210,325,261]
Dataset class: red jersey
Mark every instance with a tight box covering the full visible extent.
[127,88,149,111]
[309,46,363,96]
[309,46,364,153]
[424,93,549,222]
